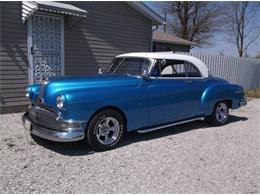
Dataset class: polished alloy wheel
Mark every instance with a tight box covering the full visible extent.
[95,117,120,145]
[215,102,228,123]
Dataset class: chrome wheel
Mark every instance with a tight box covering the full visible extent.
[95,117,120,145]
[215,103,228,123]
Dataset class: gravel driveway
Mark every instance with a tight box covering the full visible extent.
[0,99,259,193]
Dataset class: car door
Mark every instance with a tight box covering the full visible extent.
[147,60,205,126]
[184,62,208,117]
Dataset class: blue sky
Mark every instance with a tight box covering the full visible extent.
[145,1,260,57]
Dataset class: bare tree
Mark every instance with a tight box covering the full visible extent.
[223,2,260,57]
[162,1,222,47]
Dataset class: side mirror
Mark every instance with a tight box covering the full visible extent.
[142,70,150,80]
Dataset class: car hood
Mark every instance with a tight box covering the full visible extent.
[40,74,141,103]
[46,73,140,90]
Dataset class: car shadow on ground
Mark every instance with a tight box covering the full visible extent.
[31,115,248,156]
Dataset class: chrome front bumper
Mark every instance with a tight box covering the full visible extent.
[22,105,85,142]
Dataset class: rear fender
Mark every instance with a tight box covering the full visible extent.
[201,83,243,116]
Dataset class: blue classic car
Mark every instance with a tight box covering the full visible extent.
[22,52,247,151]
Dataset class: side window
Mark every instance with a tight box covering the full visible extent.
[185,62,201,77]
[151,59,202,78]
[161,64,186,77]
[158,59,186,78]
[116,58,149,75]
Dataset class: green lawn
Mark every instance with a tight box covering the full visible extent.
[246,88,260,98]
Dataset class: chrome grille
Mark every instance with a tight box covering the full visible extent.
[29,106,61,131]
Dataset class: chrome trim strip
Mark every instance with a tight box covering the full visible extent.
[137,117,204,133]
[33,105,57,114]
[150,76,206,80]
[32,105,85,123]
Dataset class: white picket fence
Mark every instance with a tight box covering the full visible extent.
[176,52,260,89]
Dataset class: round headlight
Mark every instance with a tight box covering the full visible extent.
[56,95,64,109]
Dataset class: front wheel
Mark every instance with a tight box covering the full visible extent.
[86,109,125,151]
[206,102,229,126]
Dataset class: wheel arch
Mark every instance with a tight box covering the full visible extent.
[208,99,233,115]
[201,83,236,116]
[86,105,127,131]
[224,99,232,109]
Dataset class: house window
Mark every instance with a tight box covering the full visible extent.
[156,45,168,52]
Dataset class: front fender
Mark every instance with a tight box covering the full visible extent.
[60,85,149,131]
[27,84,41,102]
[201,83,244,116]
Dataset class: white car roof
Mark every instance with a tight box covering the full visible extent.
[116,52,209,78]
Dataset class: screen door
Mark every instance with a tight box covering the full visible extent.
[28,14,64,84]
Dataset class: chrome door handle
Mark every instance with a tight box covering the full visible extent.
[184,80,192,83]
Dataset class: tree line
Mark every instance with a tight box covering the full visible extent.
[159,1,260,57]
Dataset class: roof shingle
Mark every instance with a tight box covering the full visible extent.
[153,31,196,46]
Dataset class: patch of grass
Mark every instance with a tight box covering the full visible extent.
[246,88,260,98]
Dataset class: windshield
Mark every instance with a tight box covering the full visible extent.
[107,57,151,76]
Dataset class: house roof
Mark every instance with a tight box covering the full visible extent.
[126,2,164,25]
[22,1,164,25]
[153,31,196,46]
[117,52,208,77]
[22,1,87,23]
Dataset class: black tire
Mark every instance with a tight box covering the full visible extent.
[205,101,229,126]
[86,109,125,151]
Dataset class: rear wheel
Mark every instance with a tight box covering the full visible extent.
[206,102,229,126]
[86,109,125,151]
